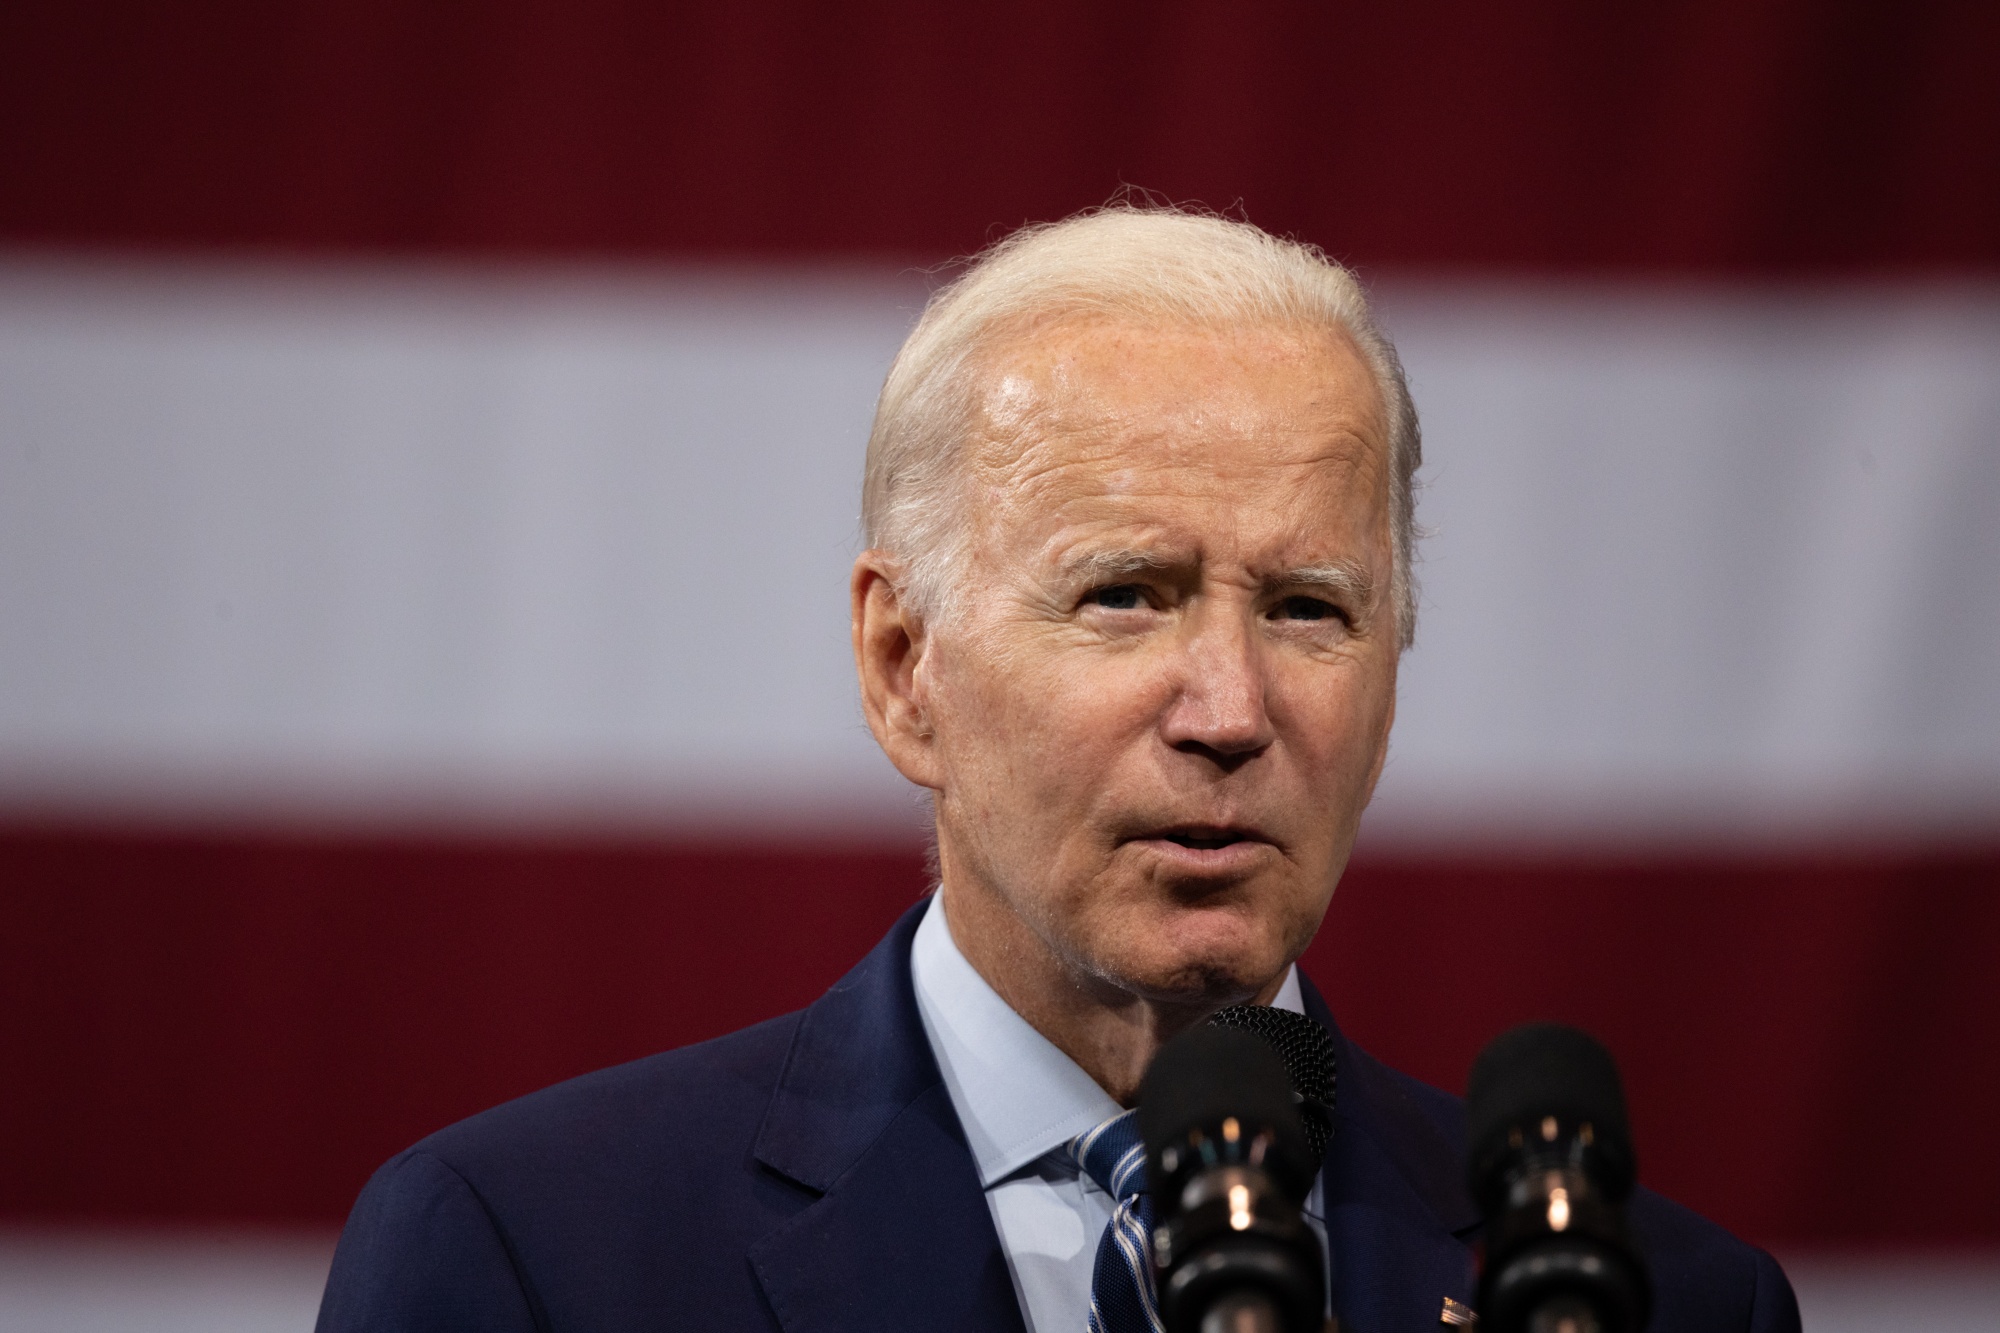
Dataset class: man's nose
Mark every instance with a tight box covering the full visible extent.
[1159,605,1277,766]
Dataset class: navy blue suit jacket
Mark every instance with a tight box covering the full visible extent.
[318,901,1800,1332]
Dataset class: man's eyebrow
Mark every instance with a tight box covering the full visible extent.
[1055,548,1188,584]
[1053,550,1376,602]
[1278,560,1377,603]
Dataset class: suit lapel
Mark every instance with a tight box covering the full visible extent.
[744,909,1474,1333]
[748,901,1027,1333]
[1304,980,1481,1333]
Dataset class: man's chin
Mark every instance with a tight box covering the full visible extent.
[1076,910,1295,1009]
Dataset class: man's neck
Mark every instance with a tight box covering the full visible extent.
[935,877,1287,1107]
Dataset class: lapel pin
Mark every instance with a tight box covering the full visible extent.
[1441,1295,1478,1326]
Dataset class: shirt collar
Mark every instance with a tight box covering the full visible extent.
[908,892,1306,1189]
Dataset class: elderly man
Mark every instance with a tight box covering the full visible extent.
[317,209,1799,1333]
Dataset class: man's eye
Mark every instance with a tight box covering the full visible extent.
[1273,595,1343,622]
[1088,585,1147,611]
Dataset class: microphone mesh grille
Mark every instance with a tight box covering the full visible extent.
[1206,1004,1337,1164]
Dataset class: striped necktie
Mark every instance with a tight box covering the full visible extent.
[1069,1109,1163,1333]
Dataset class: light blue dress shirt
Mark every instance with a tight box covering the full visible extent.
[909,894,1327,1333]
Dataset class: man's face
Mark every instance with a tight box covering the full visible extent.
[906,315,1399,1007]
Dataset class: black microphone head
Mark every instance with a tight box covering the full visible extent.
[1466,1023,1635,1209]
[1142,1024,1328,1332]
[1205,1004,1337,1166]
[1140,1023,1315,1203]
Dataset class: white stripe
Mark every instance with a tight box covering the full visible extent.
[1109,1210,1159,1329]
[1109,1141,1146,1197]
[5,260,1994,841]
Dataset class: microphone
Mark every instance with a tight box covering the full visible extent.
[1205,1004,1338,1168]
[1140,1022,1327,1333]
[1466,1024,1651,1333]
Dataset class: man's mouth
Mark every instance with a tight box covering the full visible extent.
[1153,826,1266,851]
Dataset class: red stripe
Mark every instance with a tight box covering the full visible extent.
[3,824,1995,1247]
[3,2,1996,269]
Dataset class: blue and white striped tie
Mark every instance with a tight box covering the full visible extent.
[1070,1109,1163,1333]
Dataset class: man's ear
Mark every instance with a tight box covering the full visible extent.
[851,550,945,791]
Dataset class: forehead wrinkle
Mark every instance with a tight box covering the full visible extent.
[967,417,1171,525]
[988,444,1389,586]
[978,424,1376,515]
[954,318,1394,572]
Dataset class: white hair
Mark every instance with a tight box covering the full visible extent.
[861,204,1423,647]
